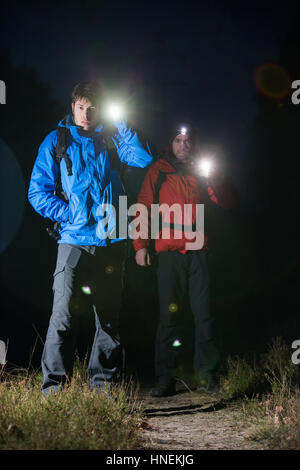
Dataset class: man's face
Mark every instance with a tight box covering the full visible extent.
[172,134,194,162]
[72,97,99,131]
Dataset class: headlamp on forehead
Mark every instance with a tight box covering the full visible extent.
[170,123,195,142]
[180,127,187,135]
[178,124,193,136]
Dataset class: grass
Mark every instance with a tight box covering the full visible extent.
[0,358,143,450]
[243,389,300,449]
[1,336,299,450]
[220,354,263,398]
[219,337,300,449]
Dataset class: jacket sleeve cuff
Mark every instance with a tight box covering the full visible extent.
[132,238,150,252]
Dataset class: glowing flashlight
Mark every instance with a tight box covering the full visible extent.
[198,157,214,177]
[106,103,123,122]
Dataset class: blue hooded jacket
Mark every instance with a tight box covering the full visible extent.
[28,116,153,246]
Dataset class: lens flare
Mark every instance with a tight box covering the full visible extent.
[105,265,114,275]
[0,137,25,254]
[172,339,182,348]
[81,285,92,295]
[254,63,291,100]
[169,303,178,313]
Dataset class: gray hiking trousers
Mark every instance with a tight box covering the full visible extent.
[41,242,126,394]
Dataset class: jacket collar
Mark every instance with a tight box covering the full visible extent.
[58,114,103,142]
[164,150,196,176]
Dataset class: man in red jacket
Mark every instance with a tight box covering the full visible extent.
[133,123,237,397]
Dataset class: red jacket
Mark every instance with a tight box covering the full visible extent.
[132,154,237,254]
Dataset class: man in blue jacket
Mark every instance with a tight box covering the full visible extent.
[28,81,153,396]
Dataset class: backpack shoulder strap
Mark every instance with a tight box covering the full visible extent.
[55,127,73,176]
[46,127,71,240]
[153,170,174,205]
[53,127,71,200]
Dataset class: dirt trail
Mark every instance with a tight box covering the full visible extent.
[135,383,265,450]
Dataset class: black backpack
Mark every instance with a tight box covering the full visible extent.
[46,126,72,240]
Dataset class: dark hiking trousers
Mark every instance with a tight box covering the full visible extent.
[41,241,126,394]
[155,250,220,380]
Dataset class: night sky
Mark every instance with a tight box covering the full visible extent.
[1,0,300,370]
[2,1,300,191]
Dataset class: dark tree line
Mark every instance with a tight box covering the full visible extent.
[243,20,300,349]
[1,19,299,375]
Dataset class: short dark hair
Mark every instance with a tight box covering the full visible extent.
[71,81,103,106]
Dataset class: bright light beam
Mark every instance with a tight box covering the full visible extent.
[106,104,123,121]
[198,157,214,177]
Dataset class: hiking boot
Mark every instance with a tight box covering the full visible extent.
[41,384,63,398]
[90,382,113,396]
[151,376,176,397]
[196,374,220,393]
